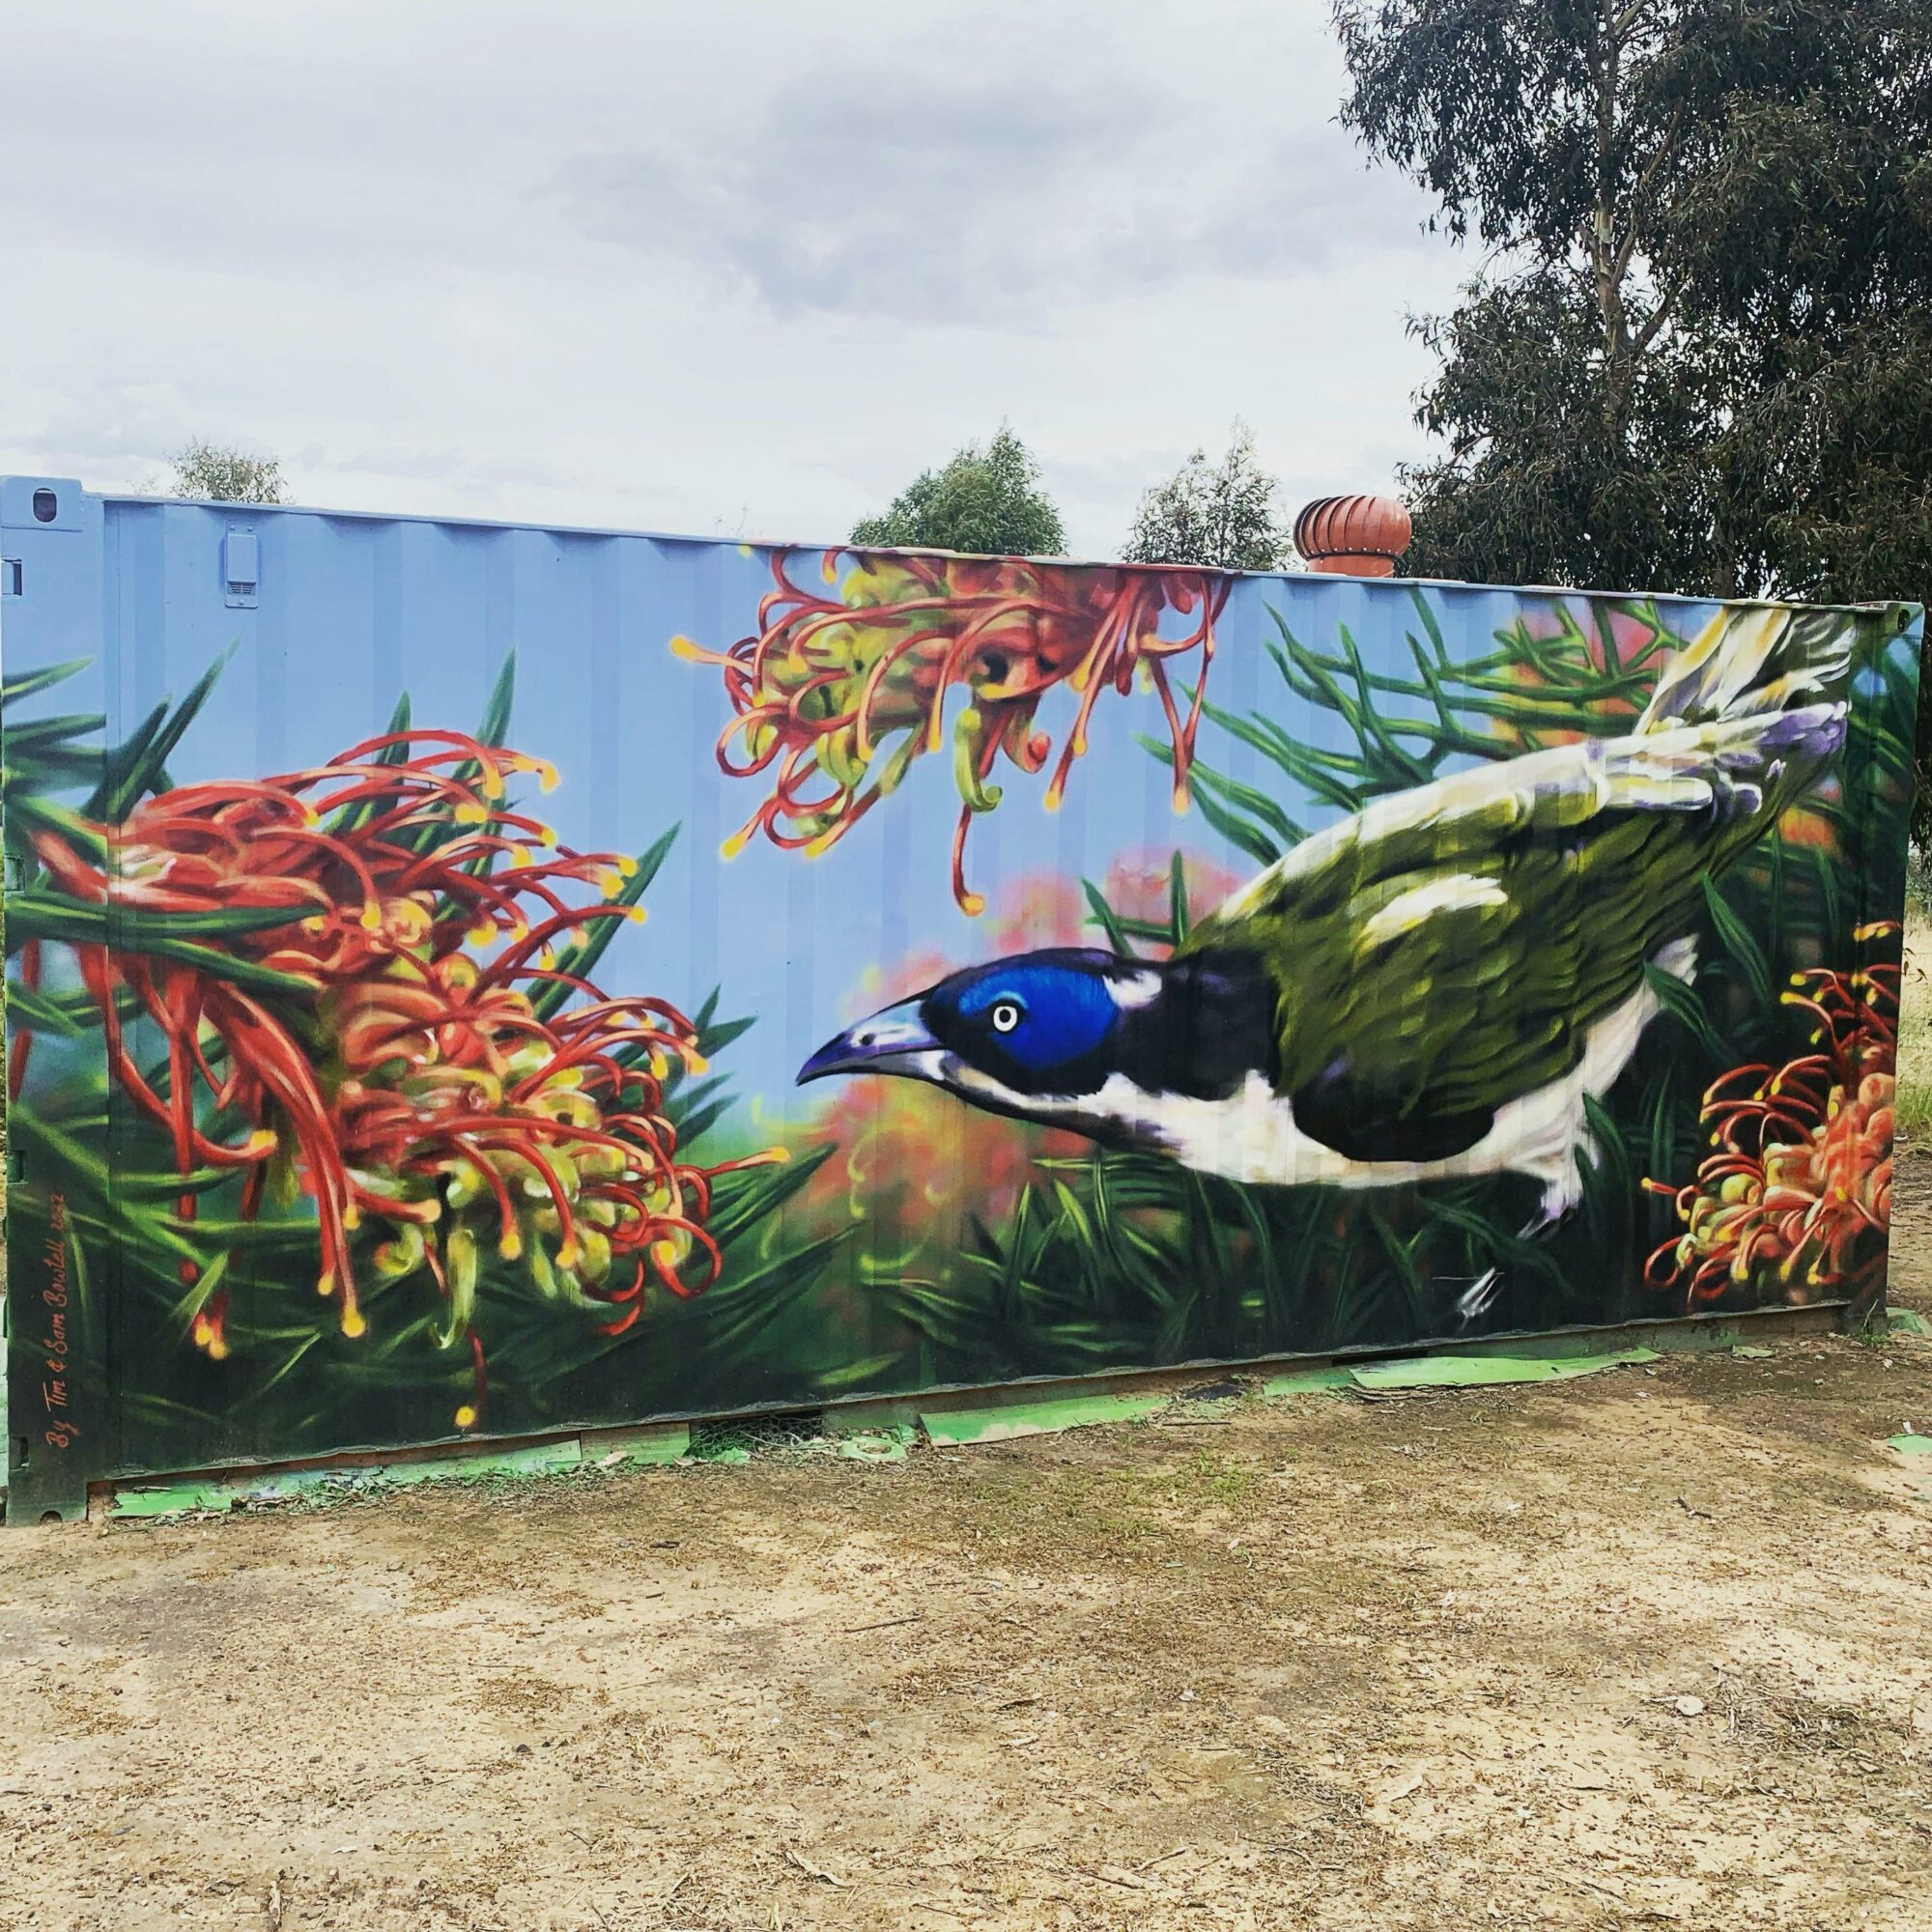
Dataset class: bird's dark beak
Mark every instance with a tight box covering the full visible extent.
[796,999,943,1085]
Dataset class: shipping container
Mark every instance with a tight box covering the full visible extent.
[2,477,1920,1521]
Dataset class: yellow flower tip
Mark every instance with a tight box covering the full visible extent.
[1172,785,1192,814]
[803,830,838,859]
[298,802,322,826]
[498,1231,524,1261]
[570,925,590,948]
[481,768,506,800]
[668,634,707,662]
[1069,667,1090,693]
[766,1145,792,1165]
[959,892,987,917]
[508,844,534,869]
[191,1315,213,1347]
[340,1308,368,1340]
[467,922,497,949]
[508,922,529,945]
[720,831,749,861]
[624,903,648,925]
[243,1128,279,1157]
[539,947,557,971]
[820,553,839,582]
[358,900,384,931]
[453,1405,478,1430]
[615,854,639,878]
[539,824,558,848]
[1042,784,1065,812]
[684,1050,711,1075]
[650,1237,679,1267]
[343,1204,362,1232]
[555,1243,580,1270]
[207,1337,230,1363]
[300,915,327,936]
[454,801,489,825]
[536,760,559,794]
[317,1269,336,1299]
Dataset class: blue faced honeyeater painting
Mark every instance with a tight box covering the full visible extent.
[799,604,1855,1298]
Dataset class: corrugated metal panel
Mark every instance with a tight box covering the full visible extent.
[3,478,1921,1519]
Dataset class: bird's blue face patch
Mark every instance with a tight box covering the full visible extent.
[926,953,1125,1088]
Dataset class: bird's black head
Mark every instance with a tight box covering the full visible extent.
[797,945,1277,1139]
[797,948,1153,1105]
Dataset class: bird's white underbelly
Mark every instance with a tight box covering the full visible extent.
[1102,938,1695,1209]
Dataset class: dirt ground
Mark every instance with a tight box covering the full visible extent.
[4,1200,1932,1931]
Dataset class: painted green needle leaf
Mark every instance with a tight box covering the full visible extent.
[1081,878,1133,955]
[1407,584,1452,668]
[90,642,239,822]
[5,980,88,1037]
[82,697,165,818]
[412,650,519,857]
[476,650,516,750]
[530,822,679,1021]
[8,891,302,942]
[1189,785,1284,867]
[6,895,319,996]
[696,1010,755,1055]
[1643,960,1729,1061]
[1189,760,1306,845]
[332,690,414,837]
[3,712,109,749]
[703,1142,834,1247]
[1140,734,1304,858]
[3,655,95,707]
[3,788,111,861]
[1699,876,1776,1009]
[670,1096,732,1148]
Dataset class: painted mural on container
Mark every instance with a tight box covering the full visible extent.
[1,490,1919,1516]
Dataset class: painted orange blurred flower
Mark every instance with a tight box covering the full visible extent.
[1645,923,1898,1312]
[674,551,1231,913]
[31,728,782,1426]
[1488,600,1662,751]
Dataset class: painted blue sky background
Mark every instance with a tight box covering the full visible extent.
[3,490,1754,1132]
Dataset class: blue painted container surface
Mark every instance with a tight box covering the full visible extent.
[2,479,1920,1519]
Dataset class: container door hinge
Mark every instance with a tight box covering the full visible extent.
[222,528,260,610]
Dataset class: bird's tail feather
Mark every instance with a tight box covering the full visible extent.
[1636,604,1857,734]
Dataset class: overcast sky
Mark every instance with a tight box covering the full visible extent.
[3,0,1469,557]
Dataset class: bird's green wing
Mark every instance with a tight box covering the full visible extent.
[1175,709,1831,1162]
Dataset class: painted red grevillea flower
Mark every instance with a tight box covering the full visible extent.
[30,729,782,1426]
[674,552,1231,913]
[1645,923,1897,1311]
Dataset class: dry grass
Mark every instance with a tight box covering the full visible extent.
[3,1232,1931,1931]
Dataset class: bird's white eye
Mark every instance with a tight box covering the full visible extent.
[990,1000,1023,1035]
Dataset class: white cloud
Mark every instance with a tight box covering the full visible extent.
[1,0,1470,556]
